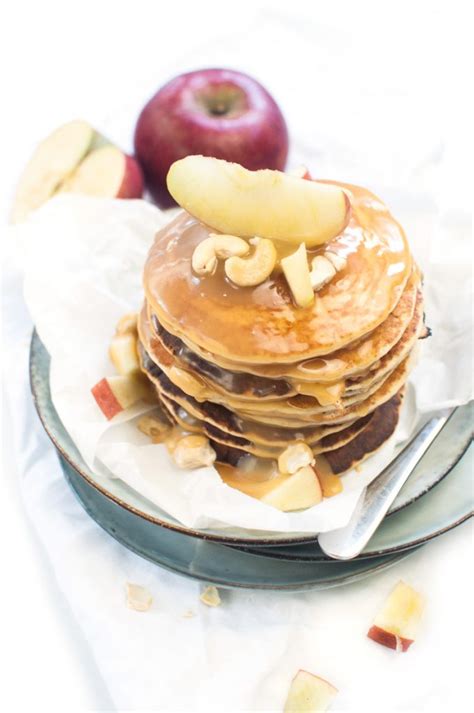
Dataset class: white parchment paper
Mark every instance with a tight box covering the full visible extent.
[10,193,473,534]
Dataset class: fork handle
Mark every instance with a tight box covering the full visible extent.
[318,409,455,560]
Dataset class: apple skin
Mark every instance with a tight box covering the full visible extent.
[118,154,144,199]
[134,68,289,207]
[91,378,123,420]
[367,625,413,652]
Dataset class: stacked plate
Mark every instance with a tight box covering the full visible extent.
[31,333,473,591]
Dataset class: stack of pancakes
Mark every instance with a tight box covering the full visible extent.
[138,181,425,475]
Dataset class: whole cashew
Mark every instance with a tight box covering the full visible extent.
[225,237,277,287]
[192,234,249,276]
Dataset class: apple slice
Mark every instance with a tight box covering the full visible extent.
[261,465,322,511]
[109,333,140,375]
[284,670,337,712]
[10,119,95,223]
[167,156,348,247]
[91,374,149,420]
[367,580,425,652]
[60,145,143,199]
[281,243,315,308]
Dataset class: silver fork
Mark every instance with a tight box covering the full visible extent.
[318,408,456,560]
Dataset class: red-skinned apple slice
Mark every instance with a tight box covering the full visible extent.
[91,374,149,420]
[284,670,337,712]
[109,333,140,376]
[261,465,322,511]
[60,145,143,199]
[367,580,425,651]
[167,156,348,247]
[10,119,95,223]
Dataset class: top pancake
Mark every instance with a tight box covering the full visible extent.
[144,181,412,364]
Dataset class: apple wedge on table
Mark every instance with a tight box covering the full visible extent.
[368,580,425,651]
[284,670,337,712]
[11,120,143,223]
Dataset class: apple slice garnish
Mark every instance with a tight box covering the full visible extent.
[261,465,322,511]
[367,580,425,652]
[10,119,95,223]
[284,670,337,712]
[60,145,143,199]
[167,156,348,247]
[91,374,149,420]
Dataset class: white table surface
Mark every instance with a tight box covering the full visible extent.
[1,2,471,711]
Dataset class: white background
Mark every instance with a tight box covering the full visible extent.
[1,1,472,711]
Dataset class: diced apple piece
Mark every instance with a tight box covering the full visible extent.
[284,670,337,713]
[367,580,425,652]
[167,156,348,247]
[310,256,336,291]
[125,583,153,612]
[281,243,314,308]
[109,333,140,375]
[200,585,221,607]
[261,465,322,511]
[316,469,343,498]
[60,145,143,199]
[10,120,95,223]
[91,374,149,420]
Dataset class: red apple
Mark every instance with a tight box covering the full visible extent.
[134,68,289,207]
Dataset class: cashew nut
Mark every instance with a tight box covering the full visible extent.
[192,238,218,276]
[225,237,277,287]
[209,234,249,259]
[310,255,336,291]
[325,251,347,272]
[192,234,249,276]
[172,434,216,469]
[137,414,171,443]
[115,312,138,336]
[278,442,315,475]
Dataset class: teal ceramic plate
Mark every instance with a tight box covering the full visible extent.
[59,452,418,590]
[30,332,473,554]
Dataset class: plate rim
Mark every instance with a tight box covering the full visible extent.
[30,330,473,552]
[60,453,419,591]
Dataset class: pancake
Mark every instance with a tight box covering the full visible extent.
[159,392,376,459]
[144,181,412,364]
[137,167,426,508]
[325,391,404,473]
[146,267,421,383]
[139,345,369,448]
[140,287,423,408]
